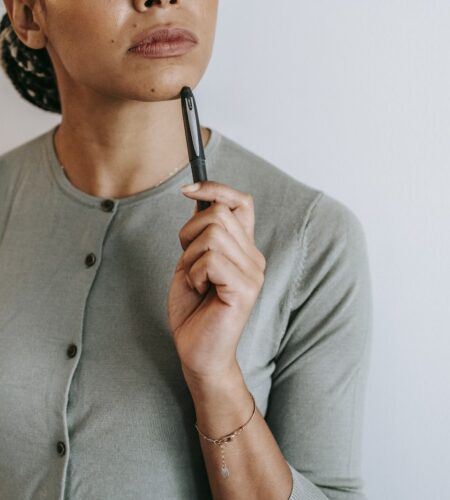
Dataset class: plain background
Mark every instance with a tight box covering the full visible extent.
[1,2,449,499]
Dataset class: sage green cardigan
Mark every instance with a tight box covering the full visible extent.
[0,124,372,499]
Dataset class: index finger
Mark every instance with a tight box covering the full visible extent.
[180,180,255,241]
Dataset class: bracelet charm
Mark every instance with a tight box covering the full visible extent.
[194,391,256,479]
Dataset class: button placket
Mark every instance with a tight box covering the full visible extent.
[56,204,117,497]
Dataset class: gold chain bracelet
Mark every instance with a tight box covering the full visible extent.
[194,391,256,479]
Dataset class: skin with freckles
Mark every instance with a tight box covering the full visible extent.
[3,0,218,198]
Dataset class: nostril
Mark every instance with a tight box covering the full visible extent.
[144,0,178,6]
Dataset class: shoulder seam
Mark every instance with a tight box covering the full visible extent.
[286,191,325,310]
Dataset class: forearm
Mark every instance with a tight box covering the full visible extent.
[183,362,293,500]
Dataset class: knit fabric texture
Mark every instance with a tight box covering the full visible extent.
[0,125,372,499]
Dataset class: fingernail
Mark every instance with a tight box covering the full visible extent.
[180,183,200,193]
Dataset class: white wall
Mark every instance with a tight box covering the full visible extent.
[1,2,449,499]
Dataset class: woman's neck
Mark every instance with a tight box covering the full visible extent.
[52,102,211,199]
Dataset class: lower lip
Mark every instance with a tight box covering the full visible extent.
[128,39,197,58]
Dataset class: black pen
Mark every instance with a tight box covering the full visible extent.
[180,86,211,212]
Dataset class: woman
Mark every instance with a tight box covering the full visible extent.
[0,1,373,500]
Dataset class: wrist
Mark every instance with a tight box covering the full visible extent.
[181,360,244,399]
[183,362,253,437]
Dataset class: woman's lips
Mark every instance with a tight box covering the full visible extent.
[129,27,198,48]
[128,38,197,58]
[128,27,198,58]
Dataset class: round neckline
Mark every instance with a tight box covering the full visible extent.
[42,123,222,209]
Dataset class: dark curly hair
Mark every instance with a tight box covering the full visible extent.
[0,11,61,113]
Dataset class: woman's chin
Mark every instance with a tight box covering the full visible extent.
[128,81,197,102]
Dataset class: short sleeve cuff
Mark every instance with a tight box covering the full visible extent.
[287,462,329,500]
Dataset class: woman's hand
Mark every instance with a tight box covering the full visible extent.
[167,181,266,385]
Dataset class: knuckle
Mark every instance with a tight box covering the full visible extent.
[205,248,220,265]
[178,227,187,248]
[187,264,196,283]
[258,271,265,288]
[211,203,229,226]
[206,222,224,240]
[259,252,267,271]
[212,202,228,215]
[242,193,254,208]
[251,271,264,294]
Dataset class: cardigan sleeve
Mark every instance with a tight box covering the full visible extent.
[264,193,373,500]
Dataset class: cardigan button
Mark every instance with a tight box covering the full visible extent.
[66,344,77,359]
[56,441,66,457]
[100,199,115,212]
[85,253,96,267]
